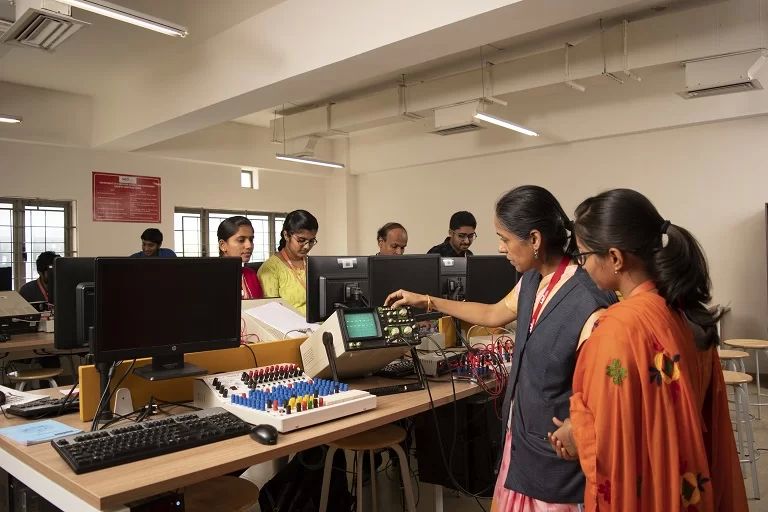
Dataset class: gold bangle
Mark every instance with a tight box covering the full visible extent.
[426,294,433,312]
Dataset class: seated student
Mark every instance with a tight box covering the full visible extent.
[258,210,318,315]
[130,228,177,257]
[19,251,59,311]
[376,222,408,255]
[427,210,476,257]
[218,216,264,300]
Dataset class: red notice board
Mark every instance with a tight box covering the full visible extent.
[92,172,161,223]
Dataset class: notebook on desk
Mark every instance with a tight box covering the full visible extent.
[0,419,81,446]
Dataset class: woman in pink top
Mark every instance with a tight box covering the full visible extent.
[217,216,263,300]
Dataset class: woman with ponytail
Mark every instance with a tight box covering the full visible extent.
[257,210,318,314]
[386,185,615,511]
[549,189,747,511]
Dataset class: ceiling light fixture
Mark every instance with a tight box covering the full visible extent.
[56,0,188,37]
[275,154,345,169]
[473,112,538,137]
[0,115,22,124]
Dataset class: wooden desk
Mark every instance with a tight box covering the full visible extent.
[0,377,485,512]
[0,332,87,361]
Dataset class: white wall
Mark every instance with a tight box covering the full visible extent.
[355,115,768,340]
[0,140,330,257]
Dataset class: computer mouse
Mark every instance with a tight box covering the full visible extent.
[250,424,278,445]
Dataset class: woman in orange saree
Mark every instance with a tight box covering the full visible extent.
[549,189,748,512]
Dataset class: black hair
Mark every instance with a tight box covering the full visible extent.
[140,228,163,245]
[573,188,718,350]
[495,185,575,257]
[217,216,253,256]
[278,210,319,251]
[377,222,406,241]
[449,211,477,231]
[36,251,60,274]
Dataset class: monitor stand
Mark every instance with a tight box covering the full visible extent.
[133,354,207,381]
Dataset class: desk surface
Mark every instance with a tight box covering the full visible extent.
[0,377,485,510]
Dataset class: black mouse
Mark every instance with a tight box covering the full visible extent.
[250,424,278,445]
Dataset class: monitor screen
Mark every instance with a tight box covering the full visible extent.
[439,257,467,300]
[465,255,520,304]
[343,311,380,340]
[93,258,241,374]
[53,257,95,349]
[306,256,369,323]
[368,255,441,308]
[0,267,11,291]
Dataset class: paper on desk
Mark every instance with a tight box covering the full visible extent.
[0,419,81,446]
[0,385,46,406]
[244,302,317,337]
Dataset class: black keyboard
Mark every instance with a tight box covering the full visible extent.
[367,381,424,396]
[52,407,252,474]
[374,359,415,378]
[7,396,80,418]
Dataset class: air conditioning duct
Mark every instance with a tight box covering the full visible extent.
[0,0,88,52]
[431,102,484,136]
[679,50,767,99]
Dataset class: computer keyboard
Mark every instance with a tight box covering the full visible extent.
[367,381,425,396]
[52,407,252,474]
[7,396,80,418]
[374,358,416,378]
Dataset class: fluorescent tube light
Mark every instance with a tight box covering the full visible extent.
[0,115,22,124]
[57,0,188,37]
[276,154,345,169]
[473,112,538,137]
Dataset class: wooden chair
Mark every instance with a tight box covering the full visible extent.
[723,370,760,500]
[319,424,416,512]
[184,476,259,512]
[7,368,63,391]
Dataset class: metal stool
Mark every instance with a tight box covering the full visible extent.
[724,339,768,419]
[719,349,749,372]
[723,370,760,500]
[183,476,259,512]
[7,368,63,391]
[319,424,416,512]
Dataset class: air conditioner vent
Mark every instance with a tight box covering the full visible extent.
[0,8,87,51]
[678,80,762,99]
[431,123,484,136]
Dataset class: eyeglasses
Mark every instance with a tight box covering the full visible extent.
[292,235,318,248]
[453,232,477,241]
[573,250,601,266]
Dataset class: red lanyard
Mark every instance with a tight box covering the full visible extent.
[36,278,49,303]
[529,255,571,333]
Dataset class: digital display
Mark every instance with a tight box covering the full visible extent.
[344,311,379,339]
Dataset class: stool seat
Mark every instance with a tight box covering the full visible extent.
[330,424,406,451]
[8,368,63,381]
[723,370,753,386]
[718,349,749,360]
[724,339,768,349]
[184,476,259,512]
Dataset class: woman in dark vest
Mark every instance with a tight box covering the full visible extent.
[386,185,615,510]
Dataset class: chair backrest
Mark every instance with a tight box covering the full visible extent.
[245,261,264,273]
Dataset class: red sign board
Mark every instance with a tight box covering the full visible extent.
[92,172,161,223]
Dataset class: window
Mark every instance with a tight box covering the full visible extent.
[0,198,75,290]
[240,169,258,189]
[174,208,285,261]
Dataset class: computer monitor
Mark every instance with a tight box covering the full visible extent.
[53,257,95,349]
[93,257,241,380]
[439,257,467,301]
[306,256,369,323]
[464,255,520,304]
[0,267,11,291]
[367,255,441,308]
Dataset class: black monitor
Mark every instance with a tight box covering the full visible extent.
[306,256,369,323]
[368,255,441,308]
[53,257,95,349]
[0,267,11,291]
[465,255,520,304]
[439,257,467,301]
[93,257,241,380]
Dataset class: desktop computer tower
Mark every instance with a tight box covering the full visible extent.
[413,394,502,497]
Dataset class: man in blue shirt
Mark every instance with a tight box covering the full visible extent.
[130,228,177,257]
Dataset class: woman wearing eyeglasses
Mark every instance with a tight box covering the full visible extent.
[257,209,318,315]
[548,189,747,512]
[386,185,615,512]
